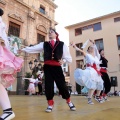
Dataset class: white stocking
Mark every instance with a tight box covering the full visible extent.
[96,90,101,96]
[0,83,11,110]
[88,89,95,98]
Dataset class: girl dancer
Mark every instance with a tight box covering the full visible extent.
[0,8,23,119]
[71,39,103,104]
[23,75,38,95]
[99,49,111,101]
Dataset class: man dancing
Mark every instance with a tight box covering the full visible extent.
[21,29,76,112]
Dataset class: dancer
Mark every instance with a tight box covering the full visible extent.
[0,8,23,119]
[99,49,111,101]
[22,75,38,95]
[71,39,103,104]
[20,29,76,112]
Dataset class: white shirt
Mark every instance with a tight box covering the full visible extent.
[22,39,72,63]
[29,78,38,83]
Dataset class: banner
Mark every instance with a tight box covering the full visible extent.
[39,52,44,61]
[8,35,23,55]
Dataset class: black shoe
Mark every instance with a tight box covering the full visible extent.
[103,96,110,101]
[88,98,94,105]
[95,96,103,103]
[68,102,76,111]
[45,106,53,113]
[0,111,15,120]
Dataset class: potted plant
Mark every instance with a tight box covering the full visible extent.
[24,72,31,95]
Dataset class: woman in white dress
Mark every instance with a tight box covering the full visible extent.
[71,40,103,104]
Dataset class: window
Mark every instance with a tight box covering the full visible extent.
[62,63,68,72]
[63,63,66,67]
[37,33,45,43]
[40,5,45,14]
[76,43,83,56]
[37,33,45,61]
[82,25,93,31]
[117,35,120,50]
[114,17,120,22]
[82,26,88,30]
[93,22,102,31]
[95,39,104,50]
[75,28,82,36]
[8,22,20,37]
[87,25,93,29]
[62,63,69,76]
[76,60,84,69]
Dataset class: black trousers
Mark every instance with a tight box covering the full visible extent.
[38,84,42,94]
[44,64,70,100]
[100,72,111,95]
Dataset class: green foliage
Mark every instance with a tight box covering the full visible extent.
[32,72,37,79]
[25,72,31,78]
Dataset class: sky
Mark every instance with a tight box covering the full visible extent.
[54,0,120,45]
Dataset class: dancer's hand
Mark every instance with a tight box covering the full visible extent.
[70,41,75,47]
[89,39,94,44]
[17,49,22,54]
[59,59,64,65]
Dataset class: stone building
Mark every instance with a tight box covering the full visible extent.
[0,0,57,94]
[66,11,120,93]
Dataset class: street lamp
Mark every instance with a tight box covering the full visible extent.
[34,59,38,66]
[28,59,42,75]
[29,61,33,70]
[38,63,42,69]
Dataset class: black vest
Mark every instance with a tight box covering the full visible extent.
[44,41,64,61]
[100,56,108,67]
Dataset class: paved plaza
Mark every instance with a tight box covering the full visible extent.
[0,95,119,120]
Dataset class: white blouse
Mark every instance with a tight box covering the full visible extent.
[29,78,38,83]
[86,54,101,65]
[22,40,72,63]
[85,44,101,69]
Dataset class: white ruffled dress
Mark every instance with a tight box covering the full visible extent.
[74,45,103,90]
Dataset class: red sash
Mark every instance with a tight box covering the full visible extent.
[44,60,60,66]
[87,63,102,76]
[100,68,107,73]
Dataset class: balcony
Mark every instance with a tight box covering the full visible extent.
[39,9,52,20]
